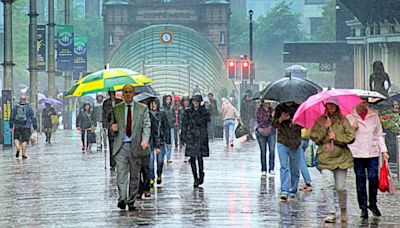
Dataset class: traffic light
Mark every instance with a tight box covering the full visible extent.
[227,59,237,79]
[241,60,250,79]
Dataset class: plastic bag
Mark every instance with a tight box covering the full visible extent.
[388,163,397,195]
[51,115,59,125]
[235,121,248,138]
[30,130,38,145]
[378,160,389,192]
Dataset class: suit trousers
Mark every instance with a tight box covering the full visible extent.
[114,142,142,205]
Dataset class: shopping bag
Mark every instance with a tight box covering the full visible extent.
[30,130,38,145]
[378,160,389,192]
[51,115,59,125]
[235,121,248,138]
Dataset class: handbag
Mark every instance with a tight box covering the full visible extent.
[379,160,389,192]
[235,121,248,138]
[257,126,273,137]
[51,115,59,125]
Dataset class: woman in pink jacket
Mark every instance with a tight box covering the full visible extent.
[347,98,390,219]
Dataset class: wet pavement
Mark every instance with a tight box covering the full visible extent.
[0,130,399,227]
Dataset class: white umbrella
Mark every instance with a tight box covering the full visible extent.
[286,64,307,72]
[349,89,387,104]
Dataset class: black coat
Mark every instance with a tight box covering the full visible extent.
[149,110,171,149]
[182,106,210,157]
[42,107,56,129]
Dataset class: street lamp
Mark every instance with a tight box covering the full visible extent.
[248,9,254,90]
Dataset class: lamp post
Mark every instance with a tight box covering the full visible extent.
[249,9,254,92]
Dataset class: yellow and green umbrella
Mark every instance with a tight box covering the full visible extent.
[64,68,153,97]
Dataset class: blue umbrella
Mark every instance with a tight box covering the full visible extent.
[39,98,63,106]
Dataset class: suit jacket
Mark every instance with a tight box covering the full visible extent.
[112,101,151,158]
[102,98,123,129]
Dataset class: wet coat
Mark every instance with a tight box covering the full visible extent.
[182,106,211,157]
[161,95,176,128]
[149,110,171,150]
[310,114,355,170]
[76,109,97,130]
[42,107,57,129]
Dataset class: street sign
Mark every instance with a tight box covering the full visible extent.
[56,25,75,71]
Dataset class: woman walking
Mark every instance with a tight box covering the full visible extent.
[76,103,96,152]
[220,98,240,147]
[255,100,276,176]
[179,96,191,149]
[182,95,210,187]
[162,95,176,163]
[42,102,57,144]
[310,99,355,223]
[347,98,390,218]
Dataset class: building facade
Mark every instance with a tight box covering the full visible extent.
[302,0,327,37]
[103,0,230,64]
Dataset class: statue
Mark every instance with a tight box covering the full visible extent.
[370,61,391,97]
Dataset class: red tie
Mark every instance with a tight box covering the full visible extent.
[126,105,132,137]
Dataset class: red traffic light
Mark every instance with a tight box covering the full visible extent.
[227,60,237,79]
[227,60,236,68]
[242,60,250,69]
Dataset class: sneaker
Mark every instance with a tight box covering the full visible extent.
[360,209,368,218]
[167,160,172,163]
[261,171,267,176]
[157,176,162,185]
[299,184,312,192]
[288,195,297,201]
[150,179,155,188]
[268,171,275,176]
[368,205,381,216]
[324,213,336,223]
[280,194,288,201]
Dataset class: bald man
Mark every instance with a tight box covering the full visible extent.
[10,96,37,159]
[111,85,150,211]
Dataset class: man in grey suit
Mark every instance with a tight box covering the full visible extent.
[111,85,151,211]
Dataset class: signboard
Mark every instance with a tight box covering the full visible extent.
[136,10,198,22]
[2,90,12,147]
[37,25,46,71]
[73,36,88,80]
[56,25,74,71]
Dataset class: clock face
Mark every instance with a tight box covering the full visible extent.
[160,30,174,45]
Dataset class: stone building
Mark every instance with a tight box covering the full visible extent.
[103,0,231,64]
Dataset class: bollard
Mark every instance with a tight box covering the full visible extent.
[397,135,400,181]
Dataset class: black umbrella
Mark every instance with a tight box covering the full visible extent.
[135,84,159,95]
[261,77,322,103]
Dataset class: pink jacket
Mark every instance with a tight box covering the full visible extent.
[346,108,388,158]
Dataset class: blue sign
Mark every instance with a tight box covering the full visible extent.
[2,90,12,146]
[56,25,74,71]
[73,36,88,80]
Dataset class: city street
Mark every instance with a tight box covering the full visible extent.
[0,130,399,227]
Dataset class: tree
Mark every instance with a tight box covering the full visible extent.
[254,1,301,81]
[315,0,336,41]
[229,12,249,57]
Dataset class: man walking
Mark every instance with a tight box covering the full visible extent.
[206,93,218,139]
[241,90,256,141]
[111,85,151,211]
[103,91,122,170]
[10,96,37,159]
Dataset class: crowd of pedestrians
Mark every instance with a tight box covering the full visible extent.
[7,84,392,223]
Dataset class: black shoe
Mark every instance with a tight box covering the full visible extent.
[360,209,368,218]
[128,204,136,211]
[368,205,381,216]
[22,155,27,159]
[110,167,116,171]
[157,176,162,185]
[117,201,126,210]
[198,172,204,185]
[16,150,20,158]
[194,181,199,188]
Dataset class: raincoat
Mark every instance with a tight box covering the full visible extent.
[310,114,355,170]
[182,106,210,157]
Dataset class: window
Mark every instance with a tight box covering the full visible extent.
[220,32,225,45]
[310,18,323,36]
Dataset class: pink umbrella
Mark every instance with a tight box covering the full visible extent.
[293,89,363,129]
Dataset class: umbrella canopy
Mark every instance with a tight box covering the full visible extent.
[39,98,63,106]
[135,84,159,95]
[134,92,158,102]
[286,64,307,72]
[293,89,363,129]
[390,94,400,103]
[64,68,152,97]
[261,77,322,103]
[349,89,387,104]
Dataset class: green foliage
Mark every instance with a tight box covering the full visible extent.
[13,0,30,87]
[315,0,336,41]
[380,111,400,134]
[229,12,249,56]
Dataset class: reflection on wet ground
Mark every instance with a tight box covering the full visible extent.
[0,130,399,227]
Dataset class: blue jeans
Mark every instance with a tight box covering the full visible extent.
[354,157,379,210]
[300,139,312,184]
[150,144,167,180]
[166,128,174,160]
[223,119,235,144]
[277,143,301,196]
[256,131,276,172]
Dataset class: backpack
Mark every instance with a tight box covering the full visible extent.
[15,104,28,124]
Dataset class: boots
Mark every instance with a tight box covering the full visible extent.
[190,157,199,187]
[337,190,347,222]
[198,171,205,185]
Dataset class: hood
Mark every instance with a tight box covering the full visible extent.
[162,95,173,108]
